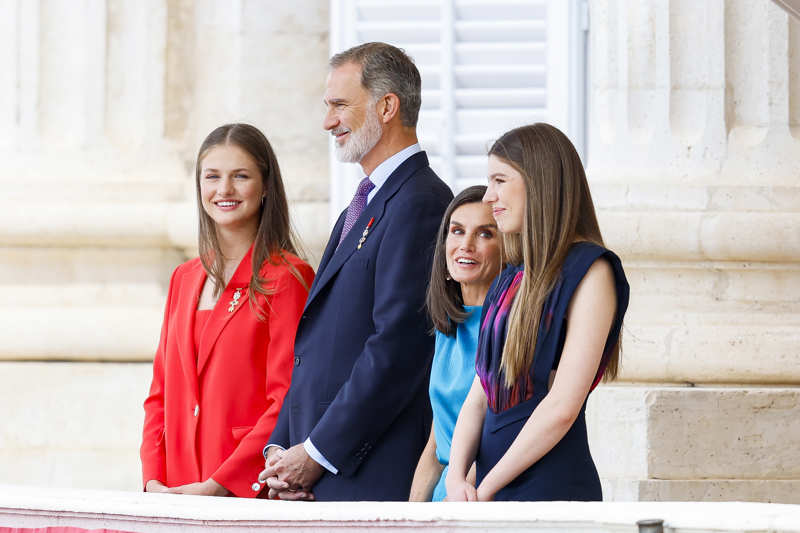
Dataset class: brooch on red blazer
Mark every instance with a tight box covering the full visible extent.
[227,287,245,313]
[357,217,375,250]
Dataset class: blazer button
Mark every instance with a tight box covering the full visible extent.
[193,404,199,417]
[251,482,261,492]
[294,356,301,367]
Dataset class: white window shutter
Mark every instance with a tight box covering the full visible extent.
[329,0,587,223]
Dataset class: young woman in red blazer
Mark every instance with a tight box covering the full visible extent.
[141,123,314,497]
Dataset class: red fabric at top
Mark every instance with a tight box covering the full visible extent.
[0,526,134,533]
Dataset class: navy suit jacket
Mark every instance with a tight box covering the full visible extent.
[268,151,452,500]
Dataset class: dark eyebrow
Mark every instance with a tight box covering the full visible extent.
[201,168,251,173]
[325,97,347,106]
[450,219,497,230]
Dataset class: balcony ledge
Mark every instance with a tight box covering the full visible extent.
[2,485,800,532]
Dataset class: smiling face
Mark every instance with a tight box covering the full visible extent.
[484,155,527,234]
[199,143,264,235]
[323,62,383,164]
[445,201,502,305]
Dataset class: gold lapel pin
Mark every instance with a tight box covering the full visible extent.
[227,288,244,313]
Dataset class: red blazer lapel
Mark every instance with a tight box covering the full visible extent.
[173,260,205,403]
[197,246,254,376]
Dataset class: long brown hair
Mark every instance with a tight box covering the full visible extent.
[489,123,619,386]
[427,186,495,336]
[195,123,306,318]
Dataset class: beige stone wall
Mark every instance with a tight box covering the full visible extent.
[585,0,800,502]
[0,0,330,489]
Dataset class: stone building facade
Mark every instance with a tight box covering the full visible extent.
[0,0,797,502]
[585,0,800,502]
[0,0,330,490]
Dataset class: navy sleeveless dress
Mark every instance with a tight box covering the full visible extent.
[474,242,629,501]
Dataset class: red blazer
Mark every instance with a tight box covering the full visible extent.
[140,247,314,497]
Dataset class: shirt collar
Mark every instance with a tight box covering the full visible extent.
[365,143,422,203]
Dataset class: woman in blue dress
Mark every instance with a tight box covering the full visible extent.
[446,123,630,501]
[408,186,502,501]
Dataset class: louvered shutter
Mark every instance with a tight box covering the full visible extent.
[329,0,587,221]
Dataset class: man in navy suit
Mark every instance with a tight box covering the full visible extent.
[258,42,452,501]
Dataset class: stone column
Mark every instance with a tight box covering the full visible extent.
[0,0,186,363]
[188,0,331,261]
[0,0,329,490]
[586,0,800,502]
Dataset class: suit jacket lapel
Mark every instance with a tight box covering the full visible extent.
[174,261,204,403]
[197,246,253,376]
[304,151,430,309]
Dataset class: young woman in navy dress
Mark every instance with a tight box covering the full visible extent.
[446,123,629,501]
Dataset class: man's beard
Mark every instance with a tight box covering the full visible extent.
[334,106,383,164]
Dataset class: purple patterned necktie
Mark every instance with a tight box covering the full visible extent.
[338,177,375,246]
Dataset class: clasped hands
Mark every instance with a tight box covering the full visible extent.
[257,444,324,500]
[445,473,495,502]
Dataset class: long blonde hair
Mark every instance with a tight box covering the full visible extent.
[489,123,618,387]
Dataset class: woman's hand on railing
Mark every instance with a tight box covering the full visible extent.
[444,478,477,501]
[167,478,230,496]
[144,480,169,493]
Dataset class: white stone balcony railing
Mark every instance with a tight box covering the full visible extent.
[1,485,800,533]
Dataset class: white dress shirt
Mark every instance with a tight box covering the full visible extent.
[365,143,421,204]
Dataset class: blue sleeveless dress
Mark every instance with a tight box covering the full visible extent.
[474,242,629,501]
[429,306,481,501]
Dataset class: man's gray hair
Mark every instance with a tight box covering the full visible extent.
[330,42,422,128]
